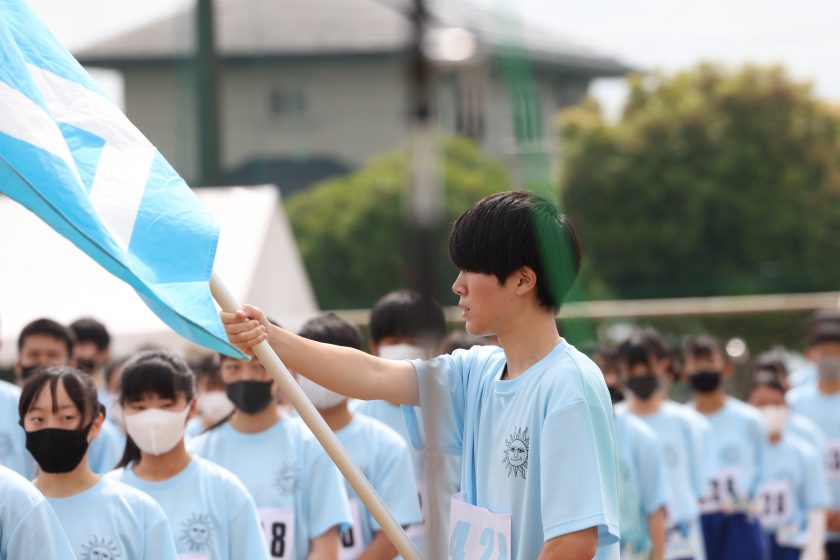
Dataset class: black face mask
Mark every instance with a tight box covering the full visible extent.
[690,370,722,393]
[607,385,624,405]
[26,426,91,473]
[626,373,659,400]
[19,364,41,382]
[75,359,96,374]
[225,380,274,414]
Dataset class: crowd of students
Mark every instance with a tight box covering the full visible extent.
[1,190,838,560]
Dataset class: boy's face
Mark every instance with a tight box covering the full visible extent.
[452,270,524,336]
[747,385,785,408]
[16,334,70,379]
[73,341,109,374]
[220,358,271,384]
[808,341,840,361]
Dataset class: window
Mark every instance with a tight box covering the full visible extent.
[268,87,307,117]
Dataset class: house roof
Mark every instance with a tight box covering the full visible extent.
[75,0,629,76]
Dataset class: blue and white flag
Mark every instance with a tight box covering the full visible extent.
[0,1,244,358]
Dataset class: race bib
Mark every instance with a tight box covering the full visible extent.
[700,467,742,514]
[178,554,208,560]
[340,500,365,560]
[406,481,428,538]
[826,441,840,481]
[448,492,511,560]
[757,480,794,530]
[259,507,296,560]
[664,519,700,559]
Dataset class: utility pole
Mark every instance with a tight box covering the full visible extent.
[196,0,222,186]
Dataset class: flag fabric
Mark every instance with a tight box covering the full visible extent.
[0,0,244,358]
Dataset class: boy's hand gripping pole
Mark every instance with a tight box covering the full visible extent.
[210,274,421,560]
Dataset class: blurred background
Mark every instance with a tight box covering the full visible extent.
[3,0,840,392]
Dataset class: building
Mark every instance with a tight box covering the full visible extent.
[76,0,628,194]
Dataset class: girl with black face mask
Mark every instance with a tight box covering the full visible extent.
[19,365,178,559]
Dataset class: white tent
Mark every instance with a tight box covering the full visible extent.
[0,185,318,365]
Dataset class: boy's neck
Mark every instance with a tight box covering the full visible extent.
[321,402,353,432]
[818,378,840,395]
[628,393,663,416]
[693,391,726,414]
[496,310,561,380]
[133,441,192,481]
[34,457,100,498]
[229,404,281,434]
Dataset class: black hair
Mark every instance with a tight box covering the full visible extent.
[19,365,102,429]
[617,334,657,371]
[299,313,364,350]
[808,323,840,347]
[190,353,222,385]
[448,190,582,311]
[682,334,726,362]
[69,317,111,351]
[592,344,619,374]
[369,290,446,345]
[117,350,195,468]
[746,377,786,400]
[440,331,491,354]
[17,318,75,356]
[751,352,789,381]
[103,356,129,390]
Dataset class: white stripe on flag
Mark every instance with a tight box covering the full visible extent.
[0,79,83,185]
[27,64,155,250]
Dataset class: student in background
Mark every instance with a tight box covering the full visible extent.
[789,310,840,388]
[0,464,74,560]
[109,350,269,559]
[69,317,111,402]
[190,348,352,560]
[685,334,766,560]
[19,365,178,559]
[748,377,829,560]
[186,354,234,439]
[298,313,422,559]
[788,323,840,559]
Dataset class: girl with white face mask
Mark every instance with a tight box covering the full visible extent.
[107,351,268,560]
[20,365,178,559]
[189,352,352,560]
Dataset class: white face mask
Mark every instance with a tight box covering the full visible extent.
[197,391,235,424]
[761,405,790,436]
[378,343,427,361]
[124,404,191,456]
[297,376,346,410]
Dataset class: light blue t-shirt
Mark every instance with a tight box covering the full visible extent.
[788,363,817,388]
[0,380,35,478]
[189,417,351,560]
[0,464,74,560]
[108,456,269,559]
[758,434,830,549]
[691,397,766,511]
[405,342,620,560]
[785,412,826,455]
[47,477,178,559]
[335,414,422,556]
[88,419,125,474]
[608,409,668,557]
[788,384,840,540]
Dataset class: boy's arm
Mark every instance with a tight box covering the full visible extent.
[538,526,597,560]
[307,527,340,560]
[357,531,399,560]
[222,305,420,405]
[647,506,666,560]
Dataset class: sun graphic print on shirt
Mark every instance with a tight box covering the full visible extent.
[80,535,121,560]
[274,462,301,495]
[502,427,530,479]
[181,513,214,552]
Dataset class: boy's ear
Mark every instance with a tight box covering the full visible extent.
[514,266,538,296]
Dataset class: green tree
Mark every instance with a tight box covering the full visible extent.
[559,64,840,299]
[287,136,510,309]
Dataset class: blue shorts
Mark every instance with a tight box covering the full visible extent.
[764,532,799,560]
[700,512,764,560]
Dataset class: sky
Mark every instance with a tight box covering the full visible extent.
[26,0,840,114]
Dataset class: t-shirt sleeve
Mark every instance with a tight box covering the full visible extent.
[304,440,353,538]
[686,414,713,498]
[226,477,271,560]
[6,498,75,560]
[540,399,620,546]
[143,500,179,560]
[634,425,668,515]
[402,350,472,456]
[369,435,423,531]
[801,444,832,510]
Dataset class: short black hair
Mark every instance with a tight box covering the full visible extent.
[19,365,102,428]
[69,317,111,351]
[448,190,581,311]
[808,323,840,347]
[17,318,75,356]
[682,334,726,362]
[440,331,491,354]
[617,334,657,370]
[299,313,364,351]
[746,377,786,400]
[369,290,446,345]
[751,352,789,381]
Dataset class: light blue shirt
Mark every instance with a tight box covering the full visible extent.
[48,477,178,559]
[335,414,422,555]
[788,363,817,388]
[88,419,125,474]
[788,384,840,540]
[108,456,269,559]
[189,417,351,560]
[785,413,826,455]
[759,434,830,546]
[691,397,766,506]
[610,410,668,556]
[0,464,74,560]
[0,380,35,478]
[404,342,621,560]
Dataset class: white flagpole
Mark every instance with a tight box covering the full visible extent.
[210,274,421,560]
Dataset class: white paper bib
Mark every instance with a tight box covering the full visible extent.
[259,507,296,560]
[448,492,511,560]
[339,499,366,560]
